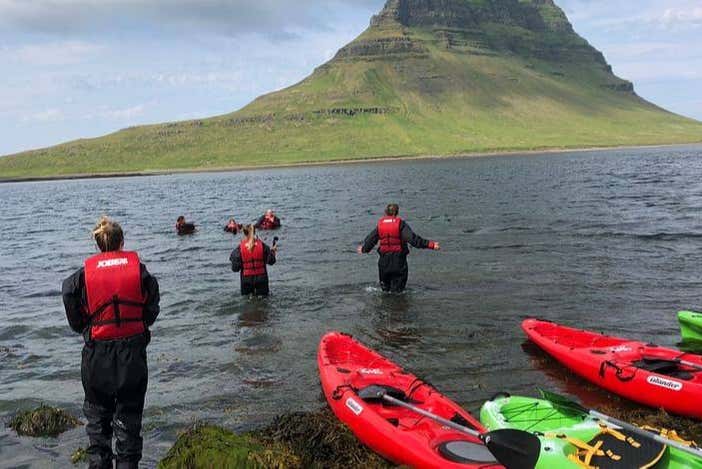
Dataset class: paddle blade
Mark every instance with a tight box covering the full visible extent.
[539,389,588,415]
[483,429,541,469]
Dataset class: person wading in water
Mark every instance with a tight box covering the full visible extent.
[230,224,277,296]
[254,209,281,230]
[358,203,440,293]
[62,217,160,469]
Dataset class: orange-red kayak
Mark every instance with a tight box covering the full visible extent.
[523,318,702,419]
[318,332,502,468]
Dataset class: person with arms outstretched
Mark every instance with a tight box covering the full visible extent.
[358,203,440,293]
[230,224,277,296]
[62,217,160,469]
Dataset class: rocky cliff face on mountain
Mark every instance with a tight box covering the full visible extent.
[339,0,618,86]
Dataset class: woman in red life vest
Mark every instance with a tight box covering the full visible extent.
[230,224,277,296]
[358,203,440,293]
[62,217,160,469]
[254,209,281,230]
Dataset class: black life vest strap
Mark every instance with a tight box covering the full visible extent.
[89,296,146,327]
[90,317,145,326]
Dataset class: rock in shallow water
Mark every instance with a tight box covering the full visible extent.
[8,404,81,438]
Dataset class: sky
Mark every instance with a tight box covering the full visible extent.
[0,0,700,156]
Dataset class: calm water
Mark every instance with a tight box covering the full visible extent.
[2,145,702,467]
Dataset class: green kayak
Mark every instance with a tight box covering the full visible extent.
[480,394,702,469]
[679,311,702,342]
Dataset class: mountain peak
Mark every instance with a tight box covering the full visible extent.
[332,0,611,76]
[371,0,572,33]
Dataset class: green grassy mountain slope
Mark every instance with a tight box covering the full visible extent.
[1,0,701,179]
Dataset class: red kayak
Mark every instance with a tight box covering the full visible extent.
[318,332,503,469]
[523,318,702,419]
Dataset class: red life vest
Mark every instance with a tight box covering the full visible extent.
[377,216,403,254]
[240,239,267,277]
[84,251,146,341]
[259,216,279,230]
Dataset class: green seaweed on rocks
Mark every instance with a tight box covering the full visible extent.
[158,422,300,469]
[600,403,702,444]
[255,408,395,468]
[8,404,81,437]
[159,408,397,469]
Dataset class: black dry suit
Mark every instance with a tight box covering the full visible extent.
[361,220,433,293]
[62,264,160,469]
[230,240,276,296]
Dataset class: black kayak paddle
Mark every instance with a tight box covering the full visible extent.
[542,389,702,458]
[358,385,540,469]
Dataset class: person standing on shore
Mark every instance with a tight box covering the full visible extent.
[230,224,277,296]
[62,217,160,469]
[358,203,440,293]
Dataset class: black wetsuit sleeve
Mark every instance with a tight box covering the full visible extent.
[230,247,242,272]
[274,217,281,227]
[401,221,432,249]
[361,228,380,253]
[141,264,160,327]
[264,243,276,266]
[62,268,87,334]
[254,216,265,229]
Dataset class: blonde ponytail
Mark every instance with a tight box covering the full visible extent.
[92,216,124,252]
[242,224,256,252]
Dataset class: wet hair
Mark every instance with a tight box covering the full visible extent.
[92,216,124,252]
[385,204,400,217]
[242,224,256,252]
[177,216,185,224]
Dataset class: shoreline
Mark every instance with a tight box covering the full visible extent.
[1,142,700,184]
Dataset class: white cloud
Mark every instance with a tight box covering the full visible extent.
[0,0,382,38]
[21,108,64,122]
[7,40,104,66]
[83,104,146,120]
[659,6,702,28]
[102,104,145,120]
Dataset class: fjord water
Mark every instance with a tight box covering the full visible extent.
[2,145,702,467]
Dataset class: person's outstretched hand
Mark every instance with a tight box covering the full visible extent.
[356,245,363,255]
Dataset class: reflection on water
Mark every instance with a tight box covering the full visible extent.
[1,145,702,466]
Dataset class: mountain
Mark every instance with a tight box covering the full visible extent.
[1,0,701,179]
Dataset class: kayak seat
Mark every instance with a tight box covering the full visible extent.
[633,360,695,381]
[437,441,497,464]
